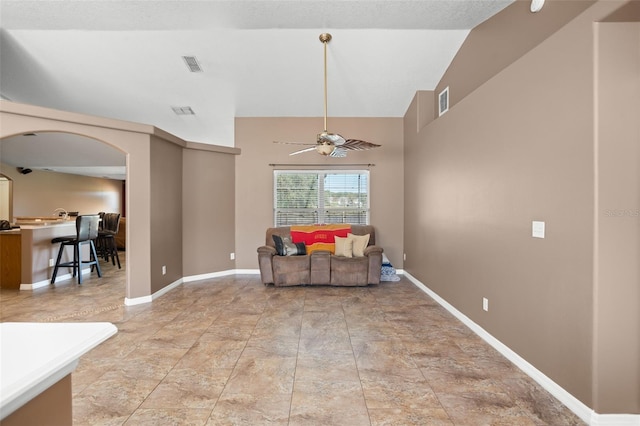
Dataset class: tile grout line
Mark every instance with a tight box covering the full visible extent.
[287,289,307,426]
[344,288,374,426]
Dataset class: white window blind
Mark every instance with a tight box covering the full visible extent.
[274,170,370,226]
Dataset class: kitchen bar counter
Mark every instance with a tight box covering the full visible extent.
[0,322,117,424]
[0,230,22,289]
[20,221,78,290]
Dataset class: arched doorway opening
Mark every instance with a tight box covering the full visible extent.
[1,100,194,305]
[0,126,132,299]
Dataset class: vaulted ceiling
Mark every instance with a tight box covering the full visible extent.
[0,0,513,179]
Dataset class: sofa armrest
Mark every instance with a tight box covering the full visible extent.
[258,245,277,256]
[364,245,383,256]
[257,245,277,285]
[364,245,383,285]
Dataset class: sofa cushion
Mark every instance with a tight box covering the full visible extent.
[330,256,369,286]
[348,233,370,257]
[273,255,311,286]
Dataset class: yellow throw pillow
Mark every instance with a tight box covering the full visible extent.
[348,233,370,257]
[334,236,353,257]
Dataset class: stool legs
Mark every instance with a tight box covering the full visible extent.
[87,240,102,282]
[108,236,121,269]
[51,240,102,284]
[97,234,121,269]
[51,243,66,284]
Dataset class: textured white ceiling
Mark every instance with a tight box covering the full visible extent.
[0,0,513,179]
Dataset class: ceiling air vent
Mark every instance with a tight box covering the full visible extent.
[171,106,195,115]
[182,56,202,72]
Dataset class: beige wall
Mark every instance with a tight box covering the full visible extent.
[235,117,403,270]
[435,0,595,113]
[405,0,639,414]
[149,136,183,293]
[0,162,123,218]
[182,148,236,276]
[594,21,640,413]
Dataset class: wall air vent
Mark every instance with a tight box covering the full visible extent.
[171,106,195,115]
[182,56,202,72]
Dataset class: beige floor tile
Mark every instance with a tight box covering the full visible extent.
[0,258,585,426]
[140,366,231,409]
[368,407,454,426]
[124,408,212,425]
[207,393,291,425]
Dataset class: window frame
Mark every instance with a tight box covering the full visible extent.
[273,170,370,226]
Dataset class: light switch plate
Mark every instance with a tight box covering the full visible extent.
[532,221,545,238]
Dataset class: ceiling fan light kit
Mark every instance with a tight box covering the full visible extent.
[275,33,381,158]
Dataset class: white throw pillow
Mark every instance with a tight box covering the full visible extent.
[348,233,370,257]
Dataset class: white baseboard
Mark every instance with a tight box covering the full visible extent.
[234,269,260,275]
[402,271,640,426]
[20,279,51,290]
[182,268,259,283]
[20,268,92,290]
[124,278,183,306]
[182,270,236,283]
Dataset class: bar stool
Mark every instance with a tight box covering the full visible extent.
[51,214,102,284]
[96,213,121,269]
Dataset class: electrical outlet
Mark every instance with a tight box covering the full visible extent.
[403,253,407,261]
[49,258,55,267]
[230,252,235,260]
[483,297,489,312]
[162,265,166,275]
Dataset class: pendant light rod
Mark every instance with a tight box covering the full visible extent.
[319,33,332,133]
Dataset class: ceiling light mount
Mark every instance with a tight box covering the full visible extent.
[319,33,332,44]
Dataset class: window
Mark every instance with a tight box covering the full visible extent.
[274,170,370,226]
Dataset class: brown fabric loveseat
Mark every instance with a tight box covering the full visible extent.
[257,225,383,287]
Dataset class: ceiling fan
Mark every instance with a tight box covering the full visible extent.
[275,33,381,158]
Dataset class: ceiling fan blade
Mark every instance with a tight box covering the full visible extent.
[274,140,315,146]
[340,139,381,151]
[329,147,347,158]
[289,146,317,156]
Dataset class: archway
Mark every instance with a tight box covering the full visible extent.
[1,130,128,294]
[0,101,154,303]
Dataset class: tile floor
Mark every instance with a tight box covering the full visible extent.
[0,256,585,425]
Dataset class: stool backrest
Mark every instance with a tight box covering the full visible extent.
[76,215,100,241]
[102,213,121,233]
[97,212,105,230]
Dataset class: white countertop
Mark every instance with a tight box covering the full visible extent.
[0,322,117,420]
[17,221,76,230]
